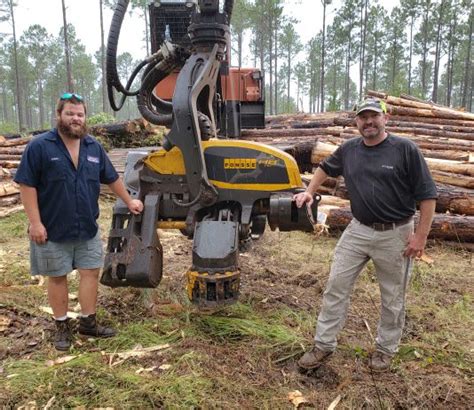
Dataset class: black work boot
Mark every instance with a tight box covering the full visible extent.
[54,318,73,351]
[78,313,116,338]
[298,346,333,370]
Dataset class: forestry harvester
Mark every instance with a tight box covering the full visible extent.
[101,0,320,307]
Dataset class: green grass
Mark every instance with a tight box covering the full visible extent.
[1,204,473,408]
[0,211,28,241]
[3,301,310,407]
[4,352,215,407]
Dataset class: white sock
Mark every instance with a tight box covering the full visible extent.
[54,315,68,321]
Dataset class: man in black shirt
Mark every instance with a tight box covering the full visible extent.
[294,98,437,372]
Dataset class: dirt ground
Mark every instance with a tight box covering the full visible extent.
[1,203,473,408]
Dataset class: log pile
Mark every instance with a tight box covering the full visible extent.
[0,119,164,217]
[258,91,473,246]
[1,93,473,248]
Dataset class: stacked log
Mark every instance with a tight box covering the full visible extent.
[0,119,164,217]
[254,92,474,245]
[1,93,472,247]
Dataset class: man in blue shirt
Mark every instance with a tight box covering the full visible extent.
[15,93,144,351]
[294,98,437,372]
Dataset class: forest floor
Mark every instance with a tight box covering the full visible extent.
[1,199,473,408]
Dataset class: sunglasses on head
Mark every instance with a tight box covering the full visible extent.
[60,92,83,101]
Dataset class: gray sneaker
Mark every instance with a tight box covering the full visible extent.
[369,351,392,372]
[298,346,333,370]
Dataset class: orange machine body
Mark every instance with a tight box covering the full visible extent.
[154,67,262,103]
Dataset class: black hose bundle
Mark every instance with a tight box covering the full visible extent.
[106,0,137,110]
[106,0,177,123]
[137,58,178,126]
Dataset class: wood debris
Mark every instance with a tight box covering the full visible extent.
[288,390,310,408]
[107,343,171,367]
[46,355,78,367]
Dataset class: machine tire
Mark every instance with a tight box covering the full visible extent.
[239,237,253,253]
[250,215,266,240]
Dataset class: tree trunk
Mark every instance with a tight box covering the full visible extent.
[408,16,414,94]
[434,183,474,215]
[359,0,367,100]
[1,92,8,123]
[100,0,108,113]
[344,40,351,110]
[38,80,45,127]
[0,160,20,168]
[432,0,445,103]
[9,0,24,131]
[387,105,474,122]
[238,32,242,68]
[421,9,429,98]
[274,24,278,115]
[430,170,474,189]
[0,137,32,147]
[0,147,28,155]
[321,206,474,242]
[320,0,327,112]
[144,3,150,55]
[0,195,20,208]
[0,154,22,161]
[461,10,473,109]
[372,37,377,90]
[446,17,456,106]
[0,181,19,197]
[61,0,74,91]
[287,48,290,112]
[387,114,474,128]
[268,17,273,115]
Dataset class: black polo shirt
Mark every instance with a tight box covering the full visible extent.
[14,129,119,242]
[319,134,438,224]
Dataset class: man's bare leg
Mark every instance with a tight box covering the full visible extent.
[77,268,116,337]
[48,275,69,318]
[78,268,100,315]
[48,275,73,350]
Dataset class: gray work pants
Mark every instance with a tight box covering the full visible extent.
[315,218,414,355]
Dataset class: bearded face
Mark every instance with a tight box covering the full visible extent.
[57,102,88,140]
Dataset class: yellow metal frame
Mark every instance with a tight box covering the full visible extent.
[144,139,303,191]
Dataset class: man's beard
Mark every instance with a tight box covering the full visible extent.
[360,125,382,139]
[57,120,88,140]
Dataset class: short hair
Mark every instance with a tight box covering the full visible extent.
[56,95,87,115]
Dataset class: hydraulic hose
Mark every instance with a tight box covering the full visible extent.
[137,59,178,126]
[105,0,176,115]
[141,62,173,115]
[106,0,131,110]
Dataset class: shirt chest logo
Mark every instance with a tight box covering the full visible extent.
[381,165,394,170]
[87,155,100,164]
[50,157,60,161]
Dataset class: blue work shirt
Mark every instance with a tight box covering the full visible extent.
[14,129,119,242]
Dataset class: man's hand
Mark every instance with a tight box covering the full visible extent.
[293,191,313,208]
[127,199,144,215]
[29,222,48,244]
[404,232,427,258]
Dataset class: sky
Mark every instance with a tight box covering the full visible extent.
[1,0,329,66]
